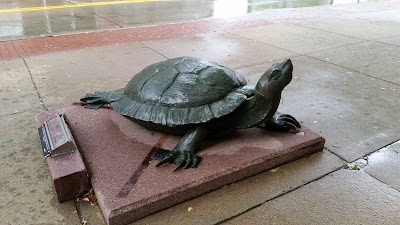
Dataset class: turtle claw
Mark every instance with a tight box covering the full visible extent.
[156,155,173,167]
[278,114,301,128]
[155,150,178,167]
[275,114,301,131]
[259,114,301,132]
[184,153,192,169]
[174,161,186,172]
[184,152,200,169]
[174,152,188,171]
[156,149,200,171]
[284,122,297,130]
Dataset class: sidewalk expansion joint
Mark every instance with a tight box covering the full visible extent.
[0,109,41,118]
[303,40,364,57]
[374,38,400,48]
[332,139,400,178]
[355,139,400,165]
[218,139,400,224]
[295,22,400,54]
[293,23,371,41]
[139,42,169,59]
[229,32,301,57]
[306,55,400,87]
[73,199,86,224]
[293,22,394,45]
[215,163,345,225]
[67,0,124,28]
[324,146,349,163]
[23,58,48,111]
[363,170,400,193]
[216,137,400,225]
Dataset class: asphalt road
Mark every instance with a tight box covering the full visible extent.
[0,0,365,40]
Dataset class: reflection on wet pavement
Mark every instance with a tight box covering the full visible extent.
[0,8,120,40]
[0,0,367,40]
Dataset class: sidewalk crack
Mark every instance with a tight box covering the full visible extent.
[363,171,400,193]
[74,199,87,224]
[324,146,349,162]
[22,58,48,111]
[67,0,124,28]
[215,164,344,225]
[140,42,169,59]
[306,55,400,87]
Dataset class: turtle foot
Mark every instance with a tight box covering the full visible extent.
[259,114,301,132]
[80,89,124,110]
[154,149,202,171]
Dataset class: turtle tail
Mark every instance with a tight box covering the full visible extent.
[80,88,124,110]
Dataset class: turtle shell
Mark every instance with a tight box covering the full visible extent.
[110,57,251,126]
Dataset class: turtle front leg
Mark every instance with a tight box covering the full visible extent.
[258,114,301,132]
[156,127,208,171]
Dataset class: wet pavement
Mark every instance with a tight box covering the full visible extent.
[1,0,400,224]
[1,0,367,40]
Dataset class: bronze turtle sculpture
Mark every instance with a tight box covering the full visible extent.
[80,57,300,171]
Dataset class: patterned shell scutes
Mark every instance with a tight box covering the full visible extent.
[111,57,250,126]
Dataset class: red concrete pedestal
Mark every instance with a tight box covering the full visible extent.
[48,103,324,225]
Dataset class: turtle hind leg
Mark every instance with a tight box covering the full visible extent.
[155,127,208,171]
[258,114,301,132]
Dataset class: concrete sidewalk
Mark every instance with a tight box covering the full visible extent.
[1,0,400,224]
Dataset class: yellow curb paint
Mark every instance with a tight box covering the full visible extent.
[0,0,174,13]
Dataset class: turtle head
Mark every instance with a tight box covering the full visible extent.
[255,59,293,98]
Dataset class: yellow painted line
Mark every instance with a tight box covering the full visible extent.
[0,0,174,13]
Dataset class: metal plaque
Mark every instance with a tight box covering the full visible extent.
[38,114,77,157]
